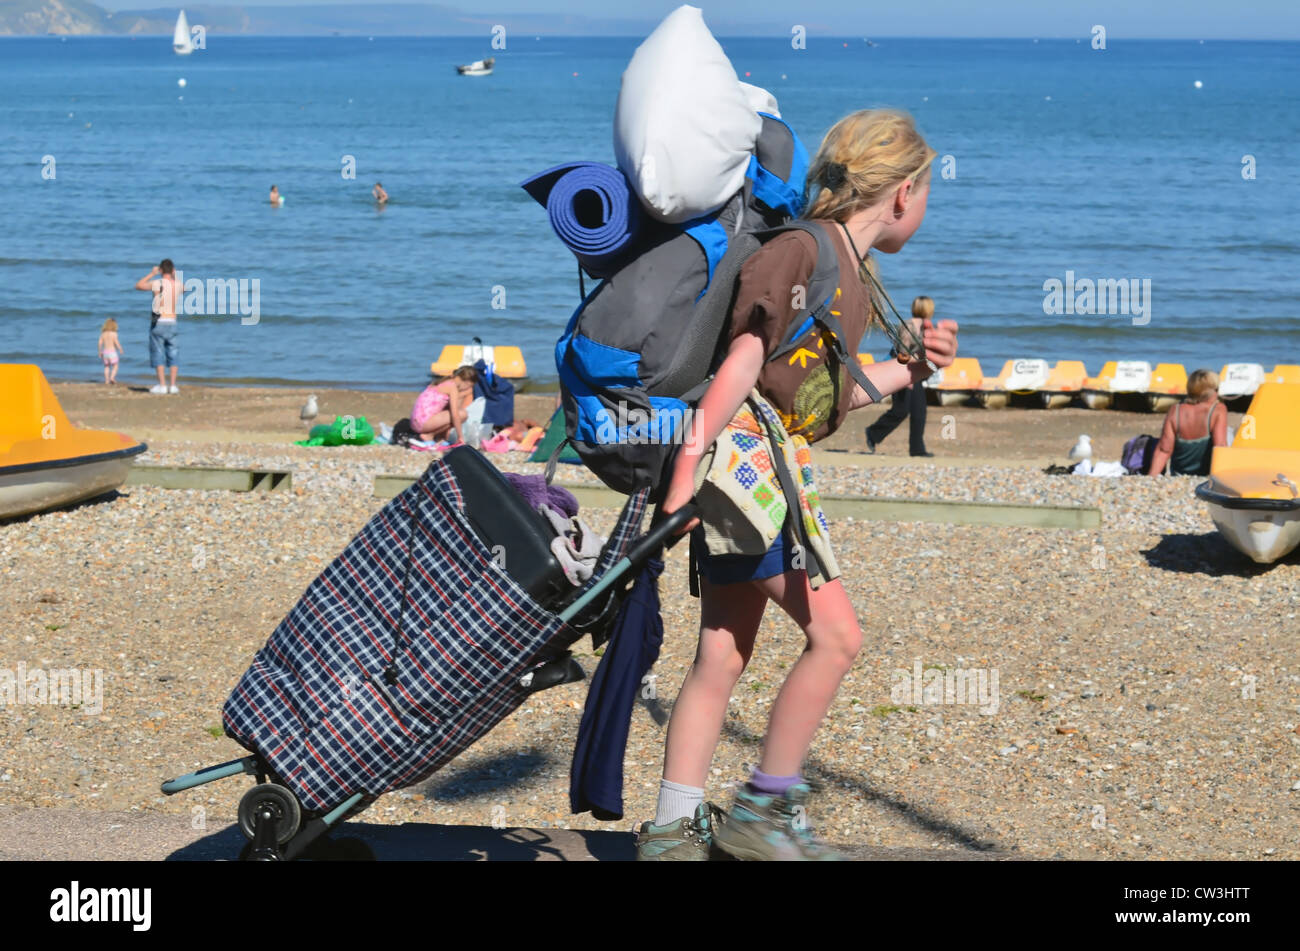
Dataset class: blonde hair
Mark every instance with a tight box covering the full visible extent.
[802,110,935,336]
[804,110,936,224]
[101,319,117,332]
[911,296,934,320]
[1187,369,1219,402]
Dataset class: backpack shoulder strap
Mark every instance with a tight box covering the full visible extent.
[754,220,884,405]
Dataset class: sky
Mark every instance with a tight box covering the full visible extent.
[96,1,1300,39]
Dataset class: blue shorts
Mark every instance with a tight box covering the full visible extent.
[149,322,178,368]
[691,528,796,586]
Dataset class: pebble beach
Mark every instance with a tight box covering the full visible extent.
[1,383,1297,860]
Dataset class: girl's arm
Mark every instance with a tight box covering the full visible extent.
[661,331,766,531]
[849,318,959,409]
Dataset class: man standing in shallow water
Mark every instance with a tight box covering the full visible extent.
[135,259,181,395]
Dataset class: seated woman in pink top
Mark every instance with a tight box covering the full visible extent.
[411,366,477,442]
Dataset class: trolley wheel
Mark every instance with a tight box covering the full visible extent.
[237,783,302,845]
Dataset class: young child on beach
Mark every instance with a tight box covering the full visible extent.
[97,319,124,385]
[640,109,960,861]
[411,366,477,443]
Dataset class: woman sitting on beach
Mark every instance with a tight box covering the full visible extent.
[411,366,477,443]
[1147,368,1228,476]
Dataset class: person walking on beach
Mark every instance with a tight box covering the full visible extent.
[640,110,958,860]
[372,182,388,204]
[97,318,124,385]
[865,295,935,457]
[135,259,181,394]
[1147,368,1228,476]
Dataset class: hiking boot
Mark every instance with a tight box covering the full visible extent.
[635,802,726,861]
[714,782,843,861]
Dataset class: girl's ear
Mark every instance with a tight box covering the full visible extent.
[894,180,912,219]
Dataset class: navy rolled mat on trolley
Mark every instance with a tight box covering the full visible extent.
[521,162,643,278]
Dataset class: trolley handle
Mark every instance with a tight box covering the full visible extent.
[624,503,696,571]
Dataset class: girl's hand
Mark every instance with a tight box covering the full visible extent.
[661,453,700,535]
[921,318,959,370]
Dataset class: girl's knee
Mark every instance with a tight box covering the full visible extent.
[813,618,862,668]
[694,639,748,685]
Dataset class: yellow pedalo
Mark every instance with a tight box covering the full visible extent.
[0,365,147,520]
[1195,383,1300,564]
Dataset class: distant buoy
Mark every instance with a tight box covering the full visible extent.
[922,96,929,102]
[744,71,750,77]
[572,71,579,77]
[1194,80,1203,89]
[781,74,787,80]
[177,78,187,88]
[1045,95,1052,101]
[68,112,74,118]
[177,96,183,101]
[842,42,848,48]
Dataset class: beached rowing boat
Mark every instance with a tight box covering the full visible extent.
[1195,383,1300,564]
[0,365,146,520]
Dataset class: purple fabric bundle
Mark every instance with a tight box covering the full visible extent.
[504,472,579,519]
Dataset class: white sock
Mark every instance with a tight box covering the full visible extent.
[654,779,704,827]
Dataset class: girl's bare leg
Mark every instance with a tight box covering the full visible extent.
[751,574,862,777]
[415,409,451,441]
[662,576,767,788]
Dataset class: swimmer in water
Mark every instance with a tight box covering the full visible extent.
[372,182,388,204]
[269,184,283,206]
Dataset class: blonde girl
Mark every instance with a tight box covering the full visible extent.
[637,110,959,861]
[98,319,124,385]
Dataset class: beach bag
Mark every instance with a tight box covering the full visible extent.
[473,358,515,428]
[1121,433,1157,474]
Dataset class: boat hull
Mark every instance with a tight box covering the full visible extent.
[1040,391,1075,409]
[1196,483,1300,564]
[1080,390,1112,410]
[0,445,146,520]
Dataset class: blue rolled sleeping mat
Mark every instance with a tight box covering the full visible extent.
[520,162,644,278]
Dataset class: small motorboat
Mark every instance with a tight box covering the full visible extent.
[456,57,495,76]
[0,365,146,520]
[1195,382,1300,564]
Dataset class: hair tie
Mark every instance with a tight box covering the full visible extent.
[821,162,848,191]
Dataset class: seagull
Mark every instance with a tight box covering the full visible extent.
[300,394,318,426]
[1068,434,1092,464]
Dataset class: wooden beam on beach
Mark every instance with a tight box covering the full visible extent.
[125,465,292,493]
[371,475,1099,529]
[821,495,1101,530]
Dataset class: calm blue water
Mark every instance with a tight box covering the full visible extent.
[1,35,1298,389]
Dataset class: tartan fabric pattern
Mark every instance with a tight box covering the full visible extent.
[222,459,571,814]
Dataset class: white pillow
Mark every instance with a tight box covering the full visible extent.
[613,5,761,224]
[738,82,780,118]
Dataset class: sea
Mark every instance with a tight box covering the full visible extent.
[1,34,1297,390]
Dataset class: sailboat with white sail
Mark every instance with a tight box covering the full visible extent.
[173,10,194,56]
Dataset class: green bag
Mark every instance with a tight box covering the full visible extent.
[295,415,375,447]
